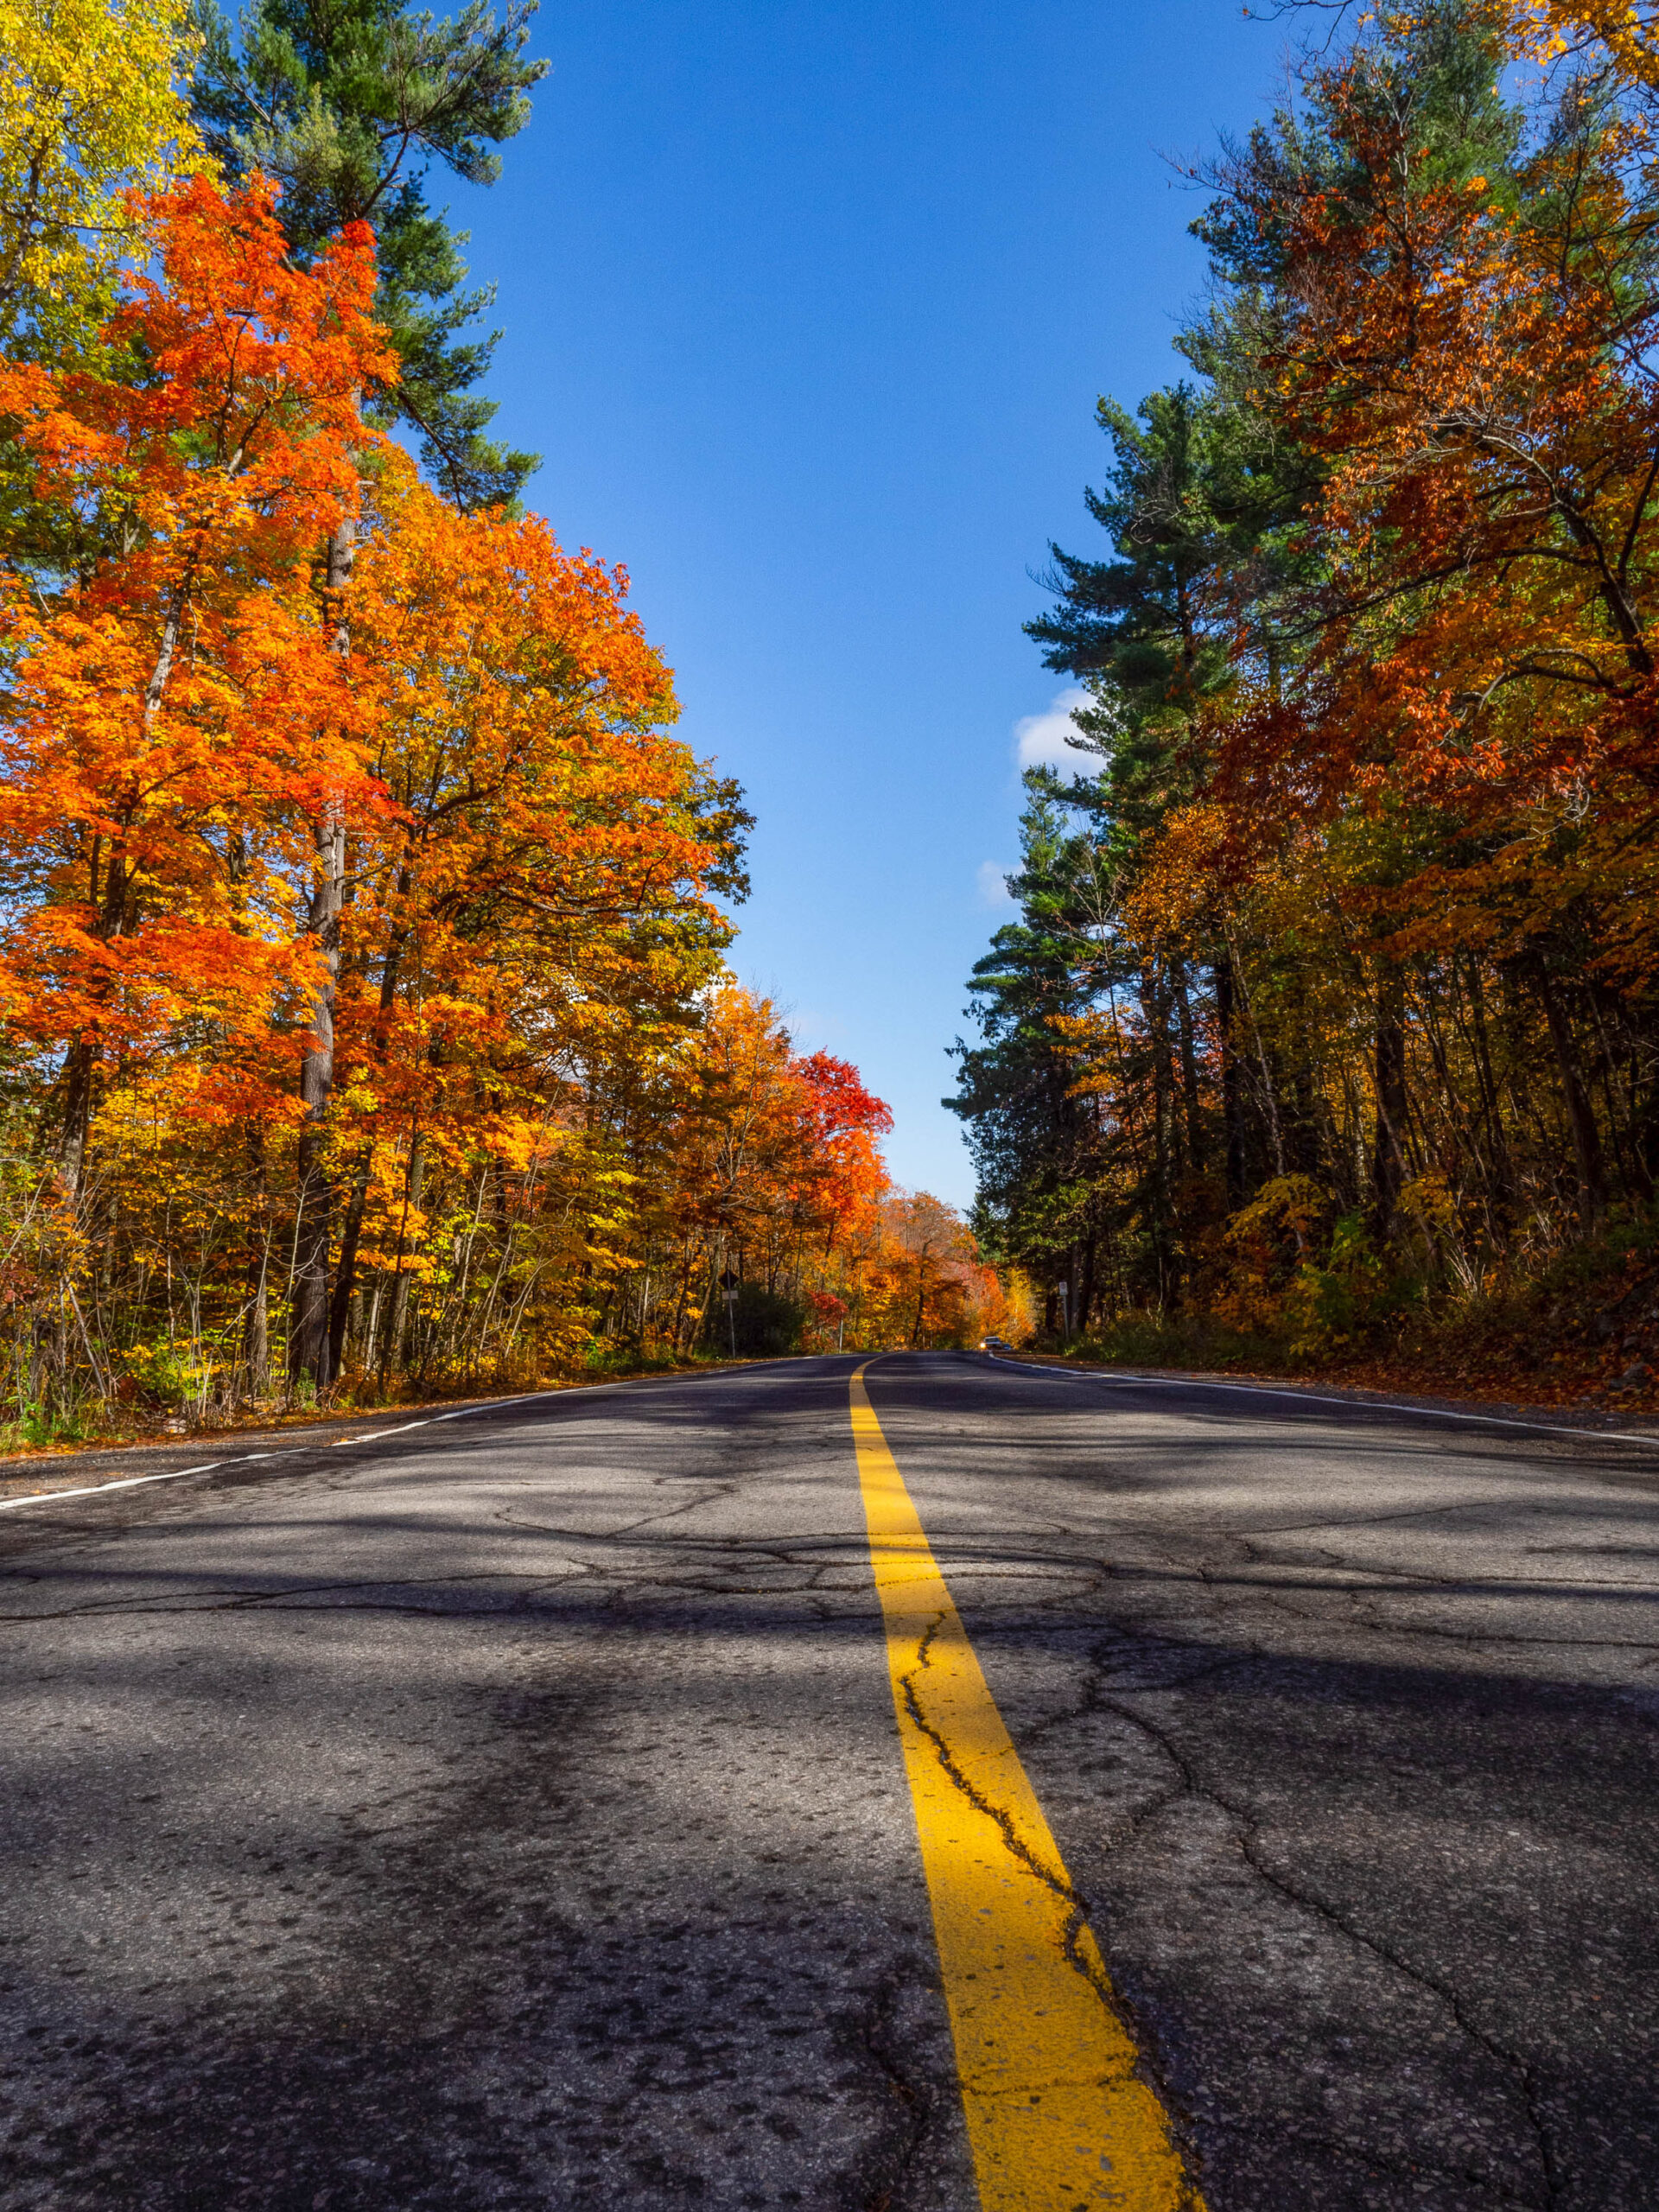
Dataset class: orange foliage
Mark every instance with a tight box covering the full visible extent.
[0,174,393,1116]
[0,170,1018,1423]
[1206,48,1659,905]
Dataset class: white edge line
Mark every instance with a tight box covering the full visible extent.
[0,1462,223,1512]
[0,1364,761,1514]
[984,1352,1659,1449]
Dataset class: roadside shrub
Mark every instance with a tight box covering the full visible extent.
[720,1283,804,1357]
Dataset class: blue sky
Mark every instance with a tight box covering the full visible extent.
[454,0,1281,1207]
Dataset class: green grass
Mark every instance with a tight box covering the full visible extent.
[0,1401,104,1452]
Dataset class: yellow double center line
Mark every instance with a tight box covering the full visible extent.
[849,1363,1205,2212]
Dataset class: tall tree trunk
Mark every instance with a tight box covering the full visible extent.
[289,813,345,1384]
[1586,985,1654,1204]
[242,1120,271,1404]
[289,518,355,1387]
[1173,963,1205,1173]
[1226,928,1289,1185]
[246,1249,270,1403]
[1144,965,1176,1303]
[1290,1056,1325,1179]
[59,817,139,1202]
[322,887,416,1380]
[58,573,194,1209]
[1535,963,1608,1225]
[1214,947,1247,1205]
[1462,955,1514,1217]
[1373,968,1408,1234]
[327,1149,373,1378]
[57,1040,97,1206]
[58,868,123,1205]
[383,1128,426,1380]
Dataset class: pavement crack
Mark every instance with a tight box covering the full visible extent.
[1248,1498,1509,1537]
[607,1478,744,1541]
[0,1569,573,1624]
[1090,1686,1566,2210]
[895,1614,1133,2036]
[1202,2111,1544,2209]
[850,1969,928,2212]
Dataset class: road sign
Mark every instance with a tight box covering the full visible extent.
[719,1268,739,1291]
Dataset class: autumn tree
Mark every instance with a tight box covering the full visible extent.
[879,1191,976,1347]
[957,0,1659,1367]
[0,175,393,1202]
[0,0,1016,1433]
[1193,1,1659,1214]
[188,0,550,1379]
[321,486,751,1378]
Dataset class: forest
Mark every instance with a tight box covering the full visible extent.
[952,0,1659,1408]
[0,0,1014,1442]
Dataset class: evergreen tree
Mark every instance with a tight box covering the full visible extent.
[1029,378,1312,811]
[949,779,1123,1328]
[192,0,546,509]
[1019,385,1301,1230]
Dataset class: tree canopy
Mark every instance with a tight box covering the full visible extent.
[192,0,546,507]
[952,0,1659,1400]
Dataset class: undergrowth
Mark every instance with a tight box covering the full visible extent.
[1046,1213,1659,1416]
[0,1342,749,1459]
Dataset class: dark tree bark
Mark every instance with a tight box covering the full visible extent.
[1535,964,1609,1224]
[289,518,355,1386]
[1214,948,1247,1206]
[1173,964,1206,1174]
[57,1040,97,1206]
[322,876,417,1378]
[382,1128,426,1379]
[327,1153,373,1378]
[1460,956,1515,1216]
[1373,971,1408,1233]
[289,813,346,1384]
[1144,965,1177,1303]
[1586,984,1654,1205]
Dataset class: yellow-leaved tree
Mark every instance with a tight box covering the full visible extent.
[0,0,200,355]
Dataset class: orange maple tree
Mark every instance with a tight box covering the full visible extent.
[0,173,394,1193]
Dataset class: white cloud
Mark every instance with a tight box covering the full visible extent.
[1014,684,1092,772]
[976,859,1015,909]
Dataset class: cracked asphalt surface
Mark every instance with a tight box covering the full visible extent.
[1,1351,1656,2211]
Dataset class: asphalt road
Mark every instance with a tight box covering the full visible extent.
[1,1352,1656,2212]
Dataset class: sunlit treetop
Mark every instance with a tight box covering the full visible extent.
[0,0,202,358]
[191,0,548,510]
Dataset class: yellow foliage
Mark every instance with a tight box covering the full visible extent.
[1396,1170,1459,1233]
[1510,2,1659,79]
[1211,1175,1330,1333]
[0,0,201,350]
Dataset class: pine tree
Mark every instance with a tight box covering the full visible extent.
[191,0,546,509]
[949,781,1122,1329]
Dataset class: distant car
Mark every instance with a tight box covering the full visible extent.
[979,1335,1009,1352]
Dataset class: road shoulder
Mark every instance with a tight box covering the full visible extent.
[0,1361,768,1507]
[993,1347,1659,1446]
